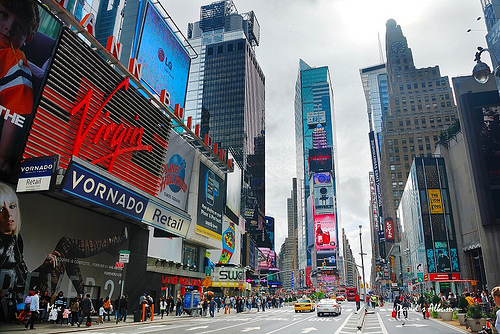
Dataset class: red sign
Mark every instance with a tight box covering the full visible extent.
[429,273,460,281]
[162,275,203,287]
[115,262,124,268]
[385,219,394,241]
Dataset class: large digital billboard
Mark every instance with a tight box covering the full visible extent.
[315,214,337,269]
[135,1,191,109]
[308,148,332,173]
[312,172,334,215]
[0,1,62,178]
[196,162,224,240]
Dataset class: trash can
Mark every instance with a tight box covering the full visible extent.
[134,310,142,322]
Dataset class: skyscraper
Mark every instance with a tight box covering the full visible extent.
[380,19,458,242]
[185,0,265,232]
[294,59,337,282]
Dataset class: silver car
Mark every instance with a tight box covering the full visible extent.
[316,298,341,316]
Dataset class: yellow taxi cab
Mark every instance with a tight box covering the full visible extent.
[294,298,315,313]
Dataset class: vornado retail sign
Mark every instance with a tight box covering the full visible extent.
[62,160,191,237]
[211,267,245,287]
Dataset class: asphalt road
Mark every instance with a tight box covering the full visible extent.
[0,301,473,334]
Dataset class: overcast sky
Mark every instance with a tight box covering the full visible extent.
[162,0,486,277]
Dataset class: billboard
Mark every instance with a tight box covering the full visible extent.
[312,172,334,215]
[314,214,337,251]
[135,1,191,109]
[196,162,224,240]
[1,183,129,302]
[158,130,195,210]
[308,148,332,173]
[24,28,172,196]
[384,218,395,241]
[457,90,500,224]
[257,247,276,270]
[0,1,62,178]
[265,216,275,250]
[225,151,242,219]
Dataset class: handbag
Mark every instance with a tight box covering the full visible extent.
[391,310,397,318]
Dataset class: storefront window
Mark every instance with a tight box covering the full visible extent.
[183,244,199,269]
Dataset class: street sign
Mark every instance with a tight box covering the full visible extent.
[119,250,130,263]
[202,277,212,288]
[116,262,124,268]
[205,266,212,276]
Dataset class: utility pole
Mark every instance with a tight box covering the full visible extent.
[359,225,367,306]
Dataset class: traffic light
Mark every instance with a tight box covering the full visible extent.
[360,283,363,289]
[407,266,411,273]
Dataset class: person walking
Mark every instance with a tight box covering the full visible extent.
[119,295,128,322]
[209,298,216,318]
[54,291,67,325]
[224,295,231,314]
[418,294,427,319]
[159,297,167,319]
[103,297,111,321]
[78,294,94,327]
[25,290,39,330]
[69,296,80,326]
[355,293,360,311]
[175,297,182,316]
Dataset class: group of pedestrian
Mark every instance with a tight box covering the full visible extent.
[2,288,129,329]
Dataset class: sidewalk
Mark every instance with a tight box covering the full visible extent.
[0,307,245,334]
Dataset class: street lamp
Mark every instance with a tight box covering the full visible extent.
[359,225,367,307]
[472,47,500,84]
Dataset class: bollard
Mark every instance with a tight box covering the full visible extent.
[150,304,154,321]
[142,303,146,322]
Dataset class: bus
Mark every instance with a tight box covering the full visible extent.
[346,287,357,301]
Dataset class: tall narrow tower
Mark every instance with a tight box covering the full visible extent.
[295,59,338,284]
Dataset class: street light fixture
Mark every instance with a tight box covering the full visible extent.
[359,225,367,307]
[472,47,500,84]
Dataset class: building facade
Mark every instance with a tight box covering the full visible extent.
[294,59,338,287]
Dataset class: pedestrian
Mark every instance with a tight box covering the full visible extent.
[491,286,500,333]
[256,297,261,312]
[224,294,231,314]
[159,297,167,319]
[69,296,80,326]
[175,297,182,316]
[39,291,50,322]
[209,297,216,317]
[54,291,67,325]
[355,293,360,311]
[119,295,128,322]
[402,296,409,320]
[97,305,105,324]
[25,290,39,330]
[418,294,427,319]
[103,296,111,321]
[393,295,401,319]
[77,293,94,327]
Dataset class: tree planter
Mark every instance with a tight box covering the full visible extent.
[438,310,453,321]
[457,313,467,326]
[466,318,487,332]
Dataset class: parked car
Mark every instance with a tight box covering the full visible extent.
[295,298,315,312]
[316,298,341,316]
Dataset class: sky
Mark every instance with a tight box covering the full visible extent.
[161,0,486,278]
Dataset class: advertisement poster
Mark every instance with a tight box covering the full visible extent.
[314,214,336,250]
[136,1,191,109]
[158,130,195,210]
[196,162,223,240]
[0,1,62,176]
[428,189,444,214]
[257,248,276,270]
[0,183,129,303]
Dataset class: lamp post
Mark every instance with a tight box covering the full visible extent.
[359,225,367,307]
[472,47,500,84]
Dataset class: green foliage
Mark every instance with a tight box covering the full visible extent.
[457,296,469,313]
[466,303,485,319]
[489,305,499,321]
[432,310,439,318]
[432,295,441,305]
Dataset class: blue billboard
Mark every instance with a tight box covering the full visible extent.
[135,1,191,109]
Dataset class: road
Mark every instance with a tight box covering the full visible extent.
[0,301,473,333]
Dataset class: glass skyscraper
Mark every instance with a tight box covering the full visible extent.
[294,59,337,276]
[185,0,265,228]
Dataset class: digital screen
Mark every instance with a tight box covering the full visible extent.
[136,2,191,109]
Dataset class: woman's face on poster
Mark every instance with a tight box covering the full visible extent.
[0,2,31,49]
[0,200,18,235]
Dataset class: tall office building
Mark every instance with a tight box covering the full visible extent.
[380,19,458,243]
[184,0,266,232]
[294,59,338,282]
[360,64,389,261]
[279,178,299,290]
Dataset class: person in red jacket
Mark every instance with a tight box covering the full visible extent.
[355,293,360,311]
